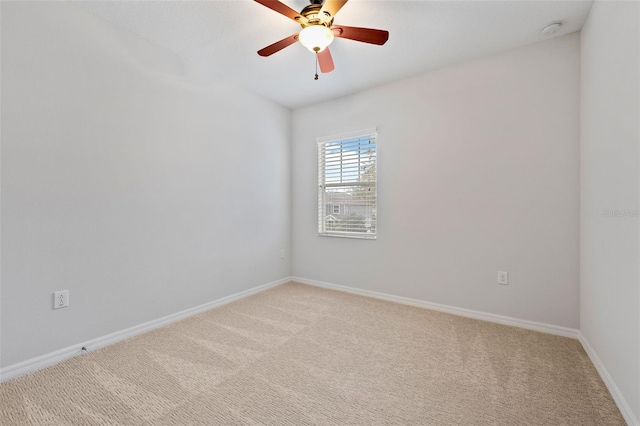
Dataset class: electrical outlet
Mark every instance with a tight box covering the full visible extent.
[498,271,509,285]
[53,290,69,309]
[280,249,285,259]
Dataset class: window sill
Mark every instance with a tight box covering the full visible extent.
[319,233,376,240]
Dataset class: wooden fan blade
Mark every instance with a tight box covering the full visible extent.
[258,33,299,56]
[332,25,389,45]
[319,0,348,18]
[318,48,335,73]
[254,0,307,25]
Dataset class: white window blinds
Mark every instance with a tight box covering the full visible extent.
[318,129,377,239]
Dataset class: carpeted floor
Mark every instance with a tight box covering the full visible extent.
[0,282,625,425]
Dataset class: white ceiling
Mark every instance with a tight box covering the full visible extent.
[73,0,593,109]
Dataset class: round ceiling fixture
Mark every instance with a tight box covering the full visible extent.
[299,25,334,53]
[541,21,563,36]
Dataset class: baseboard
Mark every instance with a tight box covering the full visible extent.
[578,333,639,426]
[0,277,290,383]
[291,276,579,339]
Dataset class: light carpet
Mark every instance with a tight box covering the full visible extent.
[0,282,625,425]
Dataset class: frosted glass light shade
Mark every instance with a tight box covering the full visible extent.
[299,25,334,53]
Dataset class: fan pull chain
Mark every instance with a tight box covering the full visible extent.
[314,53,319,80]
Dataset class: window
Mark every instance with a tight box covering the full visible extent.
[318,128,377,239]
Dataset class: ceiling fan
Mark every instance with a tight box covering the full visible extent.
[254,0,389,78]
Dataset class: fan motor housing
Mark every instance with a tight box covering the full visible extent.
[299,4,333,28]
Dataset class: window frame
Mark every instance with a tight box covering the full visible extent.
[317,128,377,240]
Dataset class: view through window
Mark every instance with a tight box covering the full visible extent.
[317,129,377,239]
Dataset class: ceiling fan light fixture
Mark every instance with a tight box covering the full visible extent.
[299,25,334,53]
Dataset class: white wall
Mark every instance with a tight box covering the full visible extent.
[0,1,291,367]
[580,1,640,422]
[292,33,580,328]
